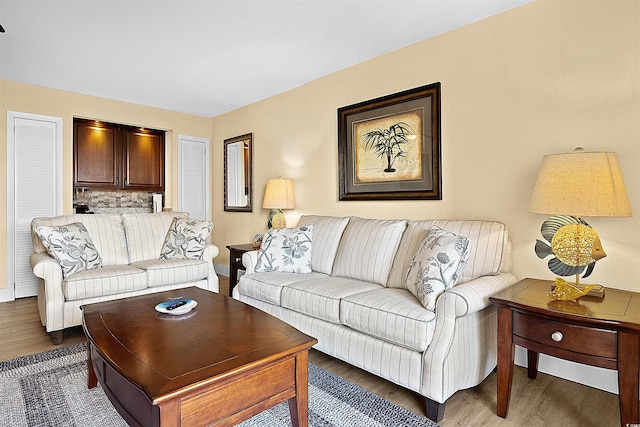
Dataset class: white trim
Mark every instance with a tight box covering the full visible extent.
[5,111,62,302]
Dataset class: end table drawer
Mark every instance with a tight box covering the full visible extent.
[513,311,617,359]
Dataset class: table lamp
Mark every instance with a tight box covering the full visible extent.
[262,177,296,229]
[529,147,632,289]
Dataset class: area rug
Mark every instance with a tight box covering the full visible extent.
[0,343,439,427]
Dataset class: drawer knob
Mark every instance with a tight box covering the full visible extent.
[551,331,564,342]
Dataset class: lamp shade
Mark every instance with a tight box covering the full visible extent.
[262,178,296,209]
[529,149,632,217]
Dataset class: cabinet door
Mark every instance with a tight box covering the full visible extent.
[123,128,165,191]
[74,120,121,189]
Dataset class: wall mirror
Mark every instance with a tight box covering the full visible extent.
[224,133,253,212]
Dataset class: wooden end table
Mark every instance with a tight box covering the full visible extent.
[226,243,256,296]
[489,278,640,427]
[82,287,317,427]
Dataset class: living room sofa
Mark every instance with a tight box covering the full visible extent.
[30,212,219,344]
[233,215,516,422]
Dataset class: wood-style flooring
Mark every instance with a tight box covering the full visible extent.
[0,277,620,426]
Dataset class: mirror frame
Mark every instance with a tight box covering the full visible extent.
[224,133,253,212]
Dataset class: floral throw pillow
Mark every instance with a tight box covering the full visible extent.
[160,218,214,260]
[405,226,471,311]
[255,226,313,273]
[35,223,102,278]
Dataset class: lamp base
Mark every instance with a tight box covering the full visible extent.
[267,209,287,229]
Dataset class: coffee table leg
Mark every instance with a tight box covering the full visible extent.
[87,344,97,389]
[288,351,310,427]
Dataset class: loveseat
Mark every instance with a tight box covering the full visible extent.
[30,212,219,344]
[233,215,516,422]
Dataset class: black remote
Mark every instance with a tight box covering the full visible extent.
[166,300,187,311]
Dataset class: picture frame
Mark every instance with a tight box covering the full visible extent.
[338,82,441,201]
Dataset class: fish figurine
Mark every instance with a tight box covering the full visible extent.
[548,277,603,301]
[534,215,605,278]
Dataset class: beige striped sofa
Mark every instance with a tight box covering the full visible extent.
[233,215,516,422]
[30,212,219,344]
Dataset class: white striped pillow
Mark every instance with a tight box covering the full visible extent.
[331,217,407,286]
[296,215,350,274]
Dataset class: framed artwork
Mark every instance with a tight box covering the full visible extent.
[338,82,441,200]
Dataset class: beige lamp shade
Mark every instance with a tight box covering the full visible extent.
[262,178,296,209]
[529,149,632,217]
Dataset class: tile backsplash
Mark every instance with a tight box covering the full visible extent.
[75,190,162,214]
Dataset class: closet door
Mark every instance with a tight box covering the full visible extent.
[178,135,210,221]
[6,112,62,300]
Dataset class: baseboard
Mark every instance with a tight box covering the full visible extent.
[514,345,618,394]
[215,263,229,277]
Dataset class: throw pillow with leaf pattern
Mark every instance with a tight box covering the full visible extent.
[255,226,313,273]
[35,222,102,277]
[405,226,471,311]
[160,218,214,260]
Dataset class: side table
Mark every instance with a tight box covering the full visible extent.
[226,243,256,296]
[489,278,640,427]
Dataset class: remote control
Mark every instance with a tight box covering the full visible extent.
[166,300,188,311]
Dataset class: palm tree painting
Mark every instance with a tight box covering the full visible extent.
[361,121,415,173]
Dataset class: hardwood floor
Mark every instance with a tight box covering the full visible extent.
[0,277,620,426]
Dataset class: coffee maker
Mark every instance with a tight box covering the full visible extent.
[75,188,91,214]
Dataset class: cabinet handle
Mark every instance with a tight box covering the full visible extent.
[551,331,564,342]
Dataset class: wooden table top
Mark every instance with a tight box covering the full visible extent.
[490,278,640,333]
[82,287,317,403]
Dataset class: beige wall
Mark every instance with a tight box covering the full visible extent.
[211,0,640,290]
[0,80,213,289]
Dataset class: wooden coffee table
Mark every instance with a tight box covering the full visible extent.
[82,287,317,427]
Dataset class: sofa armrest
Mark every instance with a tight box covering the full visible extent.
[242,250,260,274]
[438,272,517,317]
[201,243,220,292]
[202,243,219,261]
[30,252,66,332]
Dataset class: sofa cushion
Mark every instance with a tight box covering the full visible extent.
[238,272,329,306]
[295,215,350,274]
[255,226,313,273]
[35,222,102,277]
[131,259,209,287]
[122,212,189,263]
[159,217,213,260]
[62,265,147,301]
[281,277,382,324]
[405,226,471,311]
[387,219,510,287]
[340,288,436,352]
[331,217,407,286]
[31,214,129,266]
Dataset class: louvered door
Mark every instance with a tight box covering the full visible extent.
[7,112,62,299]
[178,135,210,222]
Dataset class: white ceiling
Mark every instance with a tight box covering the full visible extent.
[0,0,531,117]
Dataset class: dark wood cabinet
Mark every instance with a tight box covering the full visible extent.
[74,118,165,192]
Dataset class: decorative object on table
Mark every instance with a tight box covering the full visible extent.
[529,147,632,288]
[224,133,253,212]
[548,277,604,301]
[337,82,441,201]
[154,298,198,315]
[262,177,296,229]
[534,215,605,278]
[252,233,263,249]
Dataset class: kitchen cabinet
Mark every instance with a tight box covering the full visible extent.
[74,118,165,192]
